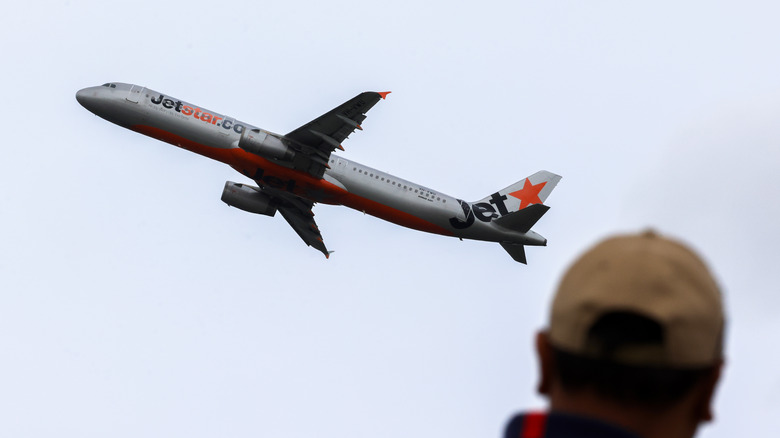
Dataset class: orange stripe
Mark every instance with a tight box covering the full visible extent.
[130,125,454,237]
[131,125,318,181]
[334,190,454,236]
[131,125,330,196]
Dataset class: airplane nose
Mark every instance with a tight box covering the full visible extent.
[76,87,94,108]
[76,87,108,114]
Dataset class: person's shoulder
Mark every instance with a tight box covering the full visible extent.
[503,411,535,438]
[503,411,642,438]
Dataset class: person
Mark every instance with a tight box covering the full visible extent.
[504,230,725,438]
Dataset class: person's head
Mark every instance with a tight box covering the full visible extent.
[536,230,725,438]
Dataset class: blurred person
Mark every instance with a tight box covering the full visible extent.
[505,230,725,438]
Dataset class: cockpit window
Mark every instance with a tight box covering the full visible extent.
[101,83,117,88]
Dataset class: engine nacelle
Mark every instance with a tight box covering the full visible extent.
[239,128,295,161]
[221,181,277,217]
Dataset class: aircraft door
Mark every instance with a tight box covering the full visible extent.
[127,84,144,103]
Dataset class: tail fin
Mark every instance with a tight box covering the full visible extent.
[473,170,562,213]
[487,171,561,265]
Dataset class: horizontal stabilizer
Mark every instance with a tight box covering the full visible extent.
[494,204,550,234]
[500,242,527,264]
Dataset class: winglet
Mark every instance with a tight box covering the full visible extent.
[377,91,391,100]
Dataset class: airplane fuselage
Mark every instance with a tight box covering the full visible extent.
[77,83,556,260]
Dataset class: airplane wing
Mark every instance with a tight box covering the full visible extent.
[283,91,389,178]
[261,186,330,258]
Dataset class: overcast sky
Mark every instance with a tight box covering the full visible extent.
[2,1,779,437]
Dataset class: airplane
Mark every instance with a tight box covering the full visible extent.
[76,83,561,263]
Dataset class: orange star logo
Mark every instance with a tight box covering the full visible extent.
[508,179,547,210]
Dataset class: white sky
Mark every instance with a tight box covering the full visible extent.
[2,1,779,436]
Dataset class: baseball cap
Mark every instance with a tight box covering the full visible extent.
[548,230,724,368]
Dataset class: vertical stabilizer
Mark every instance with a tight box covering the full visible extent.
[474,170,562,214]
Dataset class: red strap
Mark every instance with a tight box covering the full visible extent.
[520,412,547,438]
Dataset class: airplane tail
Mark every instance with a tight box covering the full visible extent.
[473,170,562,211]
[478,170,562,264]
[494,204,550,234]
[496,205,551,264]
[494,204,550,264]
[500,242,528,264]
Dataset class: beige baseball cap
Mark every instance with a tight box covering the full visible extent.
[549,230,725,368]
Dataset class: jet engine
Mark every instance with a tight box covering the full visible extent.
[221,181,277,216]
[238,128,295,161]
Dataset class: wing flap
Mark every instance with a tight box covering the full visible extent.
[259,186,329,258]
[284,91,388,178]
[278,205,330,258]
